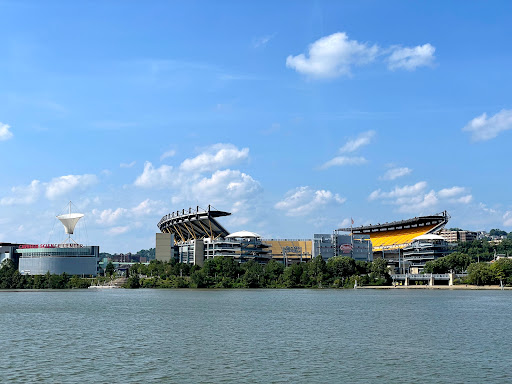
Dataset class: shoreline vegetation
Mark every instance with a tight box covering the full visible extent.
[2,247,512,290]
[122,254,512,289]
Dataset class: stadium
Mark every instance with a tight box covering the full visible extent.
[156,206,271,265]
[337,211,450,270]
[156,205,451,271]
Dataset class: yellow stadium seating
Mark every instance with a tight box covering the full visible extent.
[370,224,437,249]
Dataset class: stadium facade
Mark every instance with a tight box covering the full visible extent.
[156,206,271,265]
[312,233,373,262]
[402,234,450,273]
[338,211,450,271]
[264,239,313,265]
[156,206,452,270]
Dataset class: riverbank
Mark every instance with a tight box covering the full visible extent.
[361,284,511,290]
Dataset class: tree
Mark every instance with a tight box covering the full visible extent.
[327,256,356,283]
[105,262,115,277]
[263,260,284,287]
[307,256,327,287]
[467,263,496,286]
[241,260,264,288]
[126,275,140,288]
[490,229,507,237]
[491,258,512,285]
[282,263,304,288]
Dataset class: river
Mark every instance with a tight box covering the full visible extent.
[0,289,511,383]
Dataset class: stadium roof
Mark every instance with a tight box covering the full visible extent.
[226,230,261,239]
[413,234,446,241]
[338,211,449,234]
[338,212,450,251]
[157,205,231,243]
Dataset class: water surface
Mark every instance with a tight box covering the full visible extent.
[0,289,510,383]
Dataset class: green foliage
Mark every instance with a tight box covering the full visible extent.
[105,262,115,277]
[0,259,92,289]
[467,263,497,286]
[424,252,472,274]
[263,260,285,287]
[136,247,156,260]
[282,263,304,288]
[125,275,140,288]
[327,256,356,281]
[455,239,512,262]
[241,260,264,288]
[489,229,507,237]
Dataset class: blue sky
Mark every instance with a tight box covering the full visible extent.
[1,1,512,252]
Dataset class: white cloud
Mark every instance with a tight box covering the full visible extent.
[339,130,375,153]
[380,167,412,181]
[388,43,436,70]
[253,34,275,48]
[0,122,13,141]
[120,161,136,168]
[45,174,98,200]
[286,32,379,78]
[369,181,427,200]
[134,162,175,188]
[396,190,438,213]
[369,182,472,214]
[0,180,41,205]
[131,199,165,216]
[108,226,130,236]
[92,199,164,226]
[133,144,261,220]
[275,186,346,217]
[462,109,512,141]
[160,150,176,161]
[321,156,367,169]
[180,144,249,172]
[452,195,473,204]
[479,203,497,214]
[93,208,128,225]
[192,169,261,202]
[504,211,512,227]
[438,186,468,199]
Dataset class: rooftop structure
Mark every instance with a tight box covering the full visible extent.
[339,211,449,252]
[157,205,230,244]
[156,206,271,265]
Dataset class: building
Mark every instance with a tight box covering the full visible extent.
[156,206,271,265]
[0,243,21,265]
[439,229,477,243]
[402,234,451,274]
[16,203,99,276]
[18,244,99,276]
[338,212,449,270]
[264,239,312,265]
[312,233,373,262]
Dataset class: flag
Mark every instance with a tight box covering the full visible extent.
[351,218,354,225]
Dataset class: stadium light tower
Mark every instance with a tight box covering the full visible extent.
[57,201,84,244]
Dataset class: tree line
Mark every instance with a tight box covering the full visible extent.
[0,259,92,289]
[125,256,391,289]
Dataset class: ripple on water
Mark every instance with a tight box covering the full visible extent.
[1,289,511,383]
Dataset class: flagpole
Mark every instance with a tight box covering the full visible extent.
[351,217,354,258]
